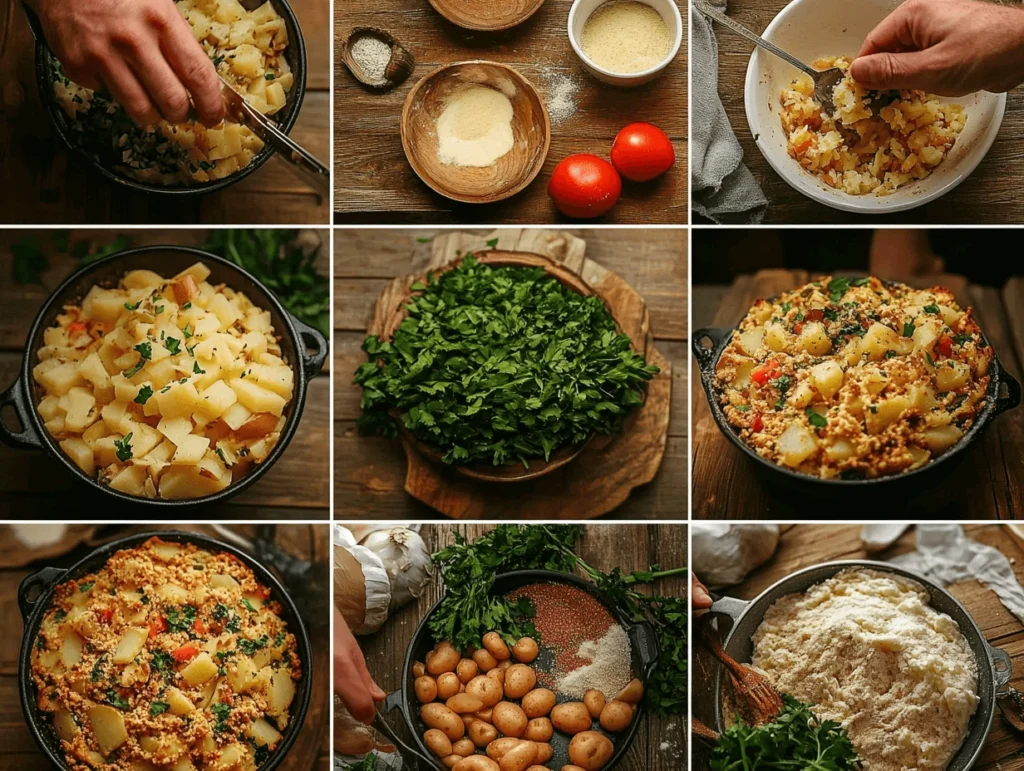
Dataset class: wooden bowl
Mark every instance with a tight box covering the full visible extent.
[427,0,546,31]
[400,61,551,205]
[381,251,604,483]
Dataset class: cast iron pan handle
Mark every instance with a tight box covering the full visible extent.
[289,314,328,381]
[707,594,750,621]
[990,644,1014,690]
[0,378,44,450]
[375,699,436,770]
[18,566,67,621]
[692,327,730,374]
[630,620,660,677]
[996,371,1022,416]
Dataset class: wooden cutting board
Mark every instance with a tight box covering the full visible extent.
[691,270,1024,520]
[361,229,672,519]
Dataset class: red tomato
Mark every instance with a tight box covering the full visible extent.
[548,154,622,219]
[936,335,952,357]
[194,618,207,634]
[751,413,764,433]
[805,309,824,323]
[793,322,804,335]
[172,644,200,662]
[149,616,167,639]
[610,123,675,182]
[750,361,780,386]
[98,608,113,623]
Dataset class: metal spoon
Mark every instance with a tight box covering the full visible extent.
[694,0,845,115]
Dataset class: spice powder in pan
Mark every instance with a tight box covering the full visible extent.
[507,582,633,695]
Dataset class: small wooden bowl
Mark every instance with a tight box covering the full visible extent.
[400,61,551,205]
[339,27,415,91]
[427,0,547,31]
[381,251,600,483]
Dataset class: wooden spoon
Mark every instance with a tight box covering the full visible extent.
[699,615,784,726]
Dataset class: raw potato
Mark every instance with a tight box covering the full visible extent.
[504,664,537,699]
[438,672,463,700]
[483,632,512,660]
[447,693,485,714]
[421,703,466,741]
[499,741,539,771]
[534,744,553,764]
[492,702,528,738]
[512,637,539,663]
[424,728,453,757]
[416,675,439,703]
[473,648,499,671]
[466,675,504,707]
[598,701,632,733]
[614,679,644,704]
[522,688,556,718]
[488,667,506,684]
[428,642,461,675]
[568,732,614,771]
[413,661,427,678]
[458,658,480,683]
[452,738,476,757]
[487,738,522,760]
[551,702,592,735]
[468,719,499,747]
[453,757,500,771]
[524,717,554,742]
[583,689,606,719]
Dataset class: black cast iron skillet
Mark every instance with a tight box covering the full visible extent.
[692,294,1022,499]
[17,530,314,771]
[373,570,660,770]
[0,245,328,507]
[23,0,307,196]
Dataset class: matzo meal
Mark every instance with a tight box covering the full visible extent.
[33,261,295,500]
[780,56,965,194]
[52,0,294,186]
[712,276,992,479]
[31,537,301,771]
[751,568,979,771]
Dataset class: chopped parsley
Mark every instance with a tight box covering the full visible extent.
[237,635,268,656]
[211,702,232,733]
[151,650,173,673]
[114,433,133,462]
[91,656,106,682]
[165,337,181,355]
[869,405,878,414]
[735,405,751,412]
[154,304,165,315]
[150,700,170,716]
[182,302,192,310]
[265,72,276,80]
[123,342,153,378]
[106,689,130,710]
[194,361,205,375]
[953,333,972,346]
[212,603,230,621]
[79,581,94,593]
[183,324,193,338]
[241,598,258,613]
[823,308,838,322]
[806,408,828,428]
[165,605,197,633]
[134,385,154,405]
[923,304,940,315]
[780,301,791,314]
[124,302,140,311]
[903,322,916,337]
[274,632,285,646]
[926,352,936,367]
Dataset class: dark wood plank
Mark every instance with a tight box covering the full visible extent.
[334,0,688,224]
[709,0,1024,223]
[356,524,688,771]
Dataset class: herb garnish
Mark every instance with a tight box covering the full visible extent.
[165,605,197,633]
[106,689,130,710]
[924,304,940,314]
[806,408,828,428]
[903,321,915,337]
[211,702,232,733]
[123,342,152,378]
[150,700,170,716]
[114,433,133,462]
[237,636,268,655]
[134,385,154,405]
[165,337,181,355]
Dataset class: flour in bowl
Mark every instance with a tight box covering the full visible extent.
[751,568,979,771]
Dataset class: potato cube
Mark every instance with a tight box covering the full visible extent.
[764,323,788,353]
[173,262,212,284]
[62,630,84,666]
[157,416,194,447]
[88,705,128,755]
[266,669,295,717]
[181,652,218,686]
[64,387,98,433]
[230,378,286,416]
[60,437,95,477]
[113,627,148,664]
[81,287,125,323]
[38,395,62,421]
[159,466,226,499]
[54,709,79,742]
[248,363,293,399]
[912,319,943,353]
[155,381,203,420]
[171,435,211,465]
[776,423,818,468]
[35,361,85,396]
[922,425,964,453]
[213,0,246,23]
[787,382,814,410]
[209,294,244,329]
[229,44,263,78]
[196,380,238,419]
[109,466,151,497]
[94,436,121,467]
[935,360,971,392]
[222,402,253,431]
[79,353,112,389]
[101,401,131,434]
[166,686,196,716]
[866,395,910,435]
[265,81,286,112]
[797,322,832,356]
[247,717,283,748]
[824,438,856,462]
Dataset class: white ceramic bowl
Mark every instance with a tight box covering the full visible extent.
[744,0,1006,213]
[568,0,682,87]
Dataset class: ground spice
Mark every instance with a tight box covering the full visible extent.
[436,85,515,167]
[350,33,391,86]
[581,1,673,74]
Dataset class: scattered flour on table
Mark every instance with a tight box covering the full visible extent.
[436,85,515,167]
[545,71,582,125]
[752,568,979,771]
[556,623,632,699]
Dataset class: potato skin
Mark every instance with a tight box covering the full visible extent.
[453,756,501,771]
[599,700,633,733]
[499,740,538,771]
[466,675,504,707]
[534,742,553,764]
[512,637,539,663]
[458,658,480,683]
[492,701,528,738]
[583,689,606,719]
[615,678,644,704]
[523,717,554,742]
[468,718,499,747]
[412,660,426,678]
[415,675,438,703]
[551,702,592,735]
[424,728,453,757]
[504,664,538,699]
[568,731,613,771]
[483,632,512,660]
[486,737,522,760]
[438,672,462,699]
[473,648,499,671]
[521,688,556,718]
[447,693,486,714]
[428,642,461,675]
[421,703,466,741]
[452,738,477,757]
[488,667,506,684]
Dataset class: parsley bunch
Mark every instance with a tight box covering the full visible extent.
[355,256,659,467]
[712,696,860,771]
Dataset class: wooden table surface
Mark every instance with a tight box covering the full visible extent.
[0,0,330,225]
[0,523,331,771]
[334,228,689,520]
[707,0,1024,224]
[334,0,688,224]
[693,524,1024,770]
[356,523,689,771]
[691,270,1024,519]
[0,230,330,519]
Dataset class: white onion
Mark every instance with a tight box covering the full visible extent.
[360,527,433,610]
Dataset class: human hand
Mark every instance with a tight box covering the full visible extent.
[850,0,1024,96]
[334,608,386,725]
[692,573,713,610]
[25,0,225,126]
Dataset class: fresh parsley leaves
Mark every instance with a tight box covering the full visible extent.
[123,342,153,378]
[106,689,130,710]
[165,337,181,355]
[165,605,197,633]
[923,304,940,314]
[134,386,154,405]
[903,321,916,337]
[237,635,268,655]
[806,408,828,428]
[150,700,170,716]
[114,433,133,462]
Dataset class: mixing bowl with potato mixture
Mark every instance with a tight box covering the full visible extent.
[30,536,301,771]
[711,277,994,480]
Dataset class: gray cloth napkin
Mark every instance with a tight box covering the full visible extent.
[691,0,768,224]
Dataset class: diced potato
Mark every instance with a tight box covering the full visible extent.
[35,361,85,396]
[139,734,186,762]
[228,656,258,693]
[171,434,211,465]
[863,322,913,361]
[764,323,788,352]
[776,424,818,468]
[907,445,931,469]
[230,378,286,416]
[54,709,79,742]
[157,416,194,447]
[825,438,856,461]
[181,652,219,686]
[155,381,203,421]
[159,466,228,499]
[109,465,151,497]
[197,380,238,419]
[265,81,286,112]
[101,401,131,434]
[922,425,964,453]
[79,353,111,389]
[81,287,126,323]
[211,744,246,771]
[247,717,283,748]
[166,686,196,716]
[158,583,191,603]
[936,360,971,392]
[222,402,253,431]
[797,322,831,356]
[266,669,295,716]
[866,395,910,435]
[214,0,247,23]
[122,270,163,290]
[88,705,129,755]
[248,363,293,399]
[112,627,148,664]
[860,369,889,396]
[209,294,244,329]
[61,437,95,477]
[62,630,84,667]
[229,44,263,78]
[169,758,198,771]
[787,382,814,410]
[912,319,943,353]
[210,573,240,589]
[173,262,212,284]
[910,384,939,411]
[810,360,844,401]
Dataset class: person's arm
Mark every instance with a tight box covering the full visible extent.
[24,0,224,126]
[334,607,386,725]
[850,0,1024,96]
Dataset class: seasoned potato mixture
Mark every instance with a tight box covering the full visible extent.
[53,0,294,185]
[713,276,992,479]
[780,57,965,195]
[31,537,301,771]
[33,261,295,500]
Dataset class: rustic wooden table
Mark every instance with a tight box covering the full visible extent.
[334,228,689,519]
[0,230,330,518]
[356,523,689,771]
[0,0,330,225]
[693,524,1024,770]
[691,270,1024,519]
[705,0,1024,224]
[0,523,331,771]
[334,0,688,224]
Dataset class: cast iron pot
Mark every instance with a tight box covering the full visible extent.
[707,560,1012,771]
[0,245,328,507]
[373,570,661,770]
[692,317,1021,499]
[23,0,307,196]
[17,529,314,771]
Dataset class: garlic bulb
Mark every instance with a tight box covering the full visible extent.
[360,527,432,610]
[335,527,392,635]
[692,523,780,588]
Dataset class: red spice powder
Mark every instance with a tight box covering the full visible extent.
[507,582,616,686]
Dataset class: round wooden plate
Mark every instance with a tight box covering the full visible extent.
[400,61,551,205]
[380,250,624,482]
[427,0,546,31]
